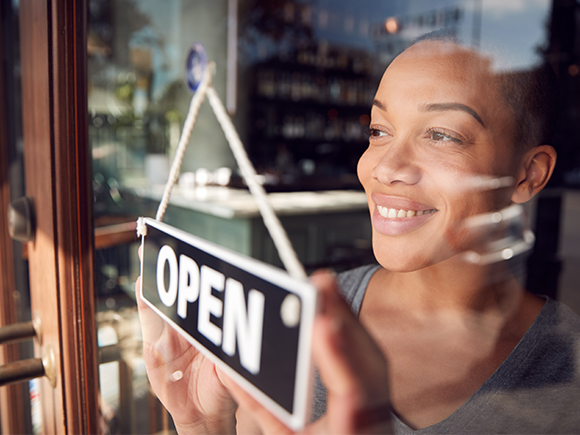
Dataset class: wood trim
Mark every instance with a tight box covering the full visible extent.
[19,0,98,433]
[0,2,26,432]
[19,0,64,432]
[51,1,99,432]
[95,222,138,250]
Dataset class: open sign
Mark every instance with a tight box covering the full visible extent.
[139,218,317,430]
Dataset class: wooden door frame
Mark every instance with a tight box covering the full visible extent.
[19,0,99,433]
[0,1,26,433]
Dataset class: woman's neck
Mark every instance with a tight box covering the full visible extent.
[367,256,541,325]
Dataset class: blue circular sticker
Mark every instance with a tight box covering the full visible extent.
[186,43,207,92]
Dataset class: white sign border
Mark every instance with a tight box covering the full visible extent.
[139,217,318,430]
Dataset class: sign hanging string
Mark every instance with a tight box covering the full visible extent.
[152,56,306,280]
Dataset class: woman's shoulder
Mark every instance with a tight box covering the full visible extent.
[532,297,580,362]
[500,296,580,394]
[538,297,580,337]
[336,264,382,315]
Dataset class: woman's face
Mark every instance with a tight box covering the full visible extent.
[358,41,521,272]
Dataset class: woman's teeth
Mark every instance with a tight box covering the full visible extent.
[376,205,437,218]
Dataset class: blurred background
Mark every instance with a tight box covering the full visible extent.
[2,0,580,433]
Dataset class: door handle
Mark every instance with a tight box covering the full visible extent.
[0,318,41,345]
[0,345,56,388]
[7,196,36,242]
[0,317,55,388]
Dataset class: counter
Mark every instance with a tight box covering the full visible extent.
[138,186,370,218]
[138,187,373,271]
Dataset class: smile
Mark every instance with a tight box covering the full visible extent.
[376,205,438,219]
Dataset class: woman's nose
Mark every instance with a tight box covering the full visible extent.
[371,141,422,186]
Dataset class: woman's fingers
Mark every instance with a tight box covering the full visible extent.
[311,270,393,434]
[312,270,389,398]
[312,316,392,434]
[135,275,167,344]
[136,272,191,372]
[220,370,294,435]
[137,267,391,434]
[224,270,392,434]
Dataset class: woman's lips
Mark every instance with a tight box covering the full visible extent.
[371,194,438,236]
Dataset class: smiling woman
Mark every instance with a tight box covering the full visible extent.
[310,38,580,434]
[137,33,580,435]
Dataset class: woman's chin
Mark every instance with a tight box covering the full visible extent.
[373,251,432,273]
[371,238,459,273]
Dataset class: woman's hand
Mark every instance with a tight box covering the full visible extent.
[136,249,237,434]
[222,270,393,435]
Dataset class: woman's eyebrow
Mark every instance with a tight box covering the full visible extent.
[423,103,486,128]
[372,99,387,111]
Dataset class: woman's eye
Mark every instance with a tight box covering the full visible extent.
[428,129,462,144]
[369,128,388,138]
[432,131,449,140]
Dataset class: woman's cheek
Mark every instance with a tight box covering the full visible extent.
[442,187,507,256]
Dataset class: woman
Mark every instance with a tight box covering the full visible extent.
[137,38,580,434]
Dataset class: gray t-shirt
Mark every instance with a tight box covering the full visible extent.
[313,264,580,434]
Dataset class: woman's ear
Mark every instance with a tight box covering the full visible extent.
[511,145,557,203]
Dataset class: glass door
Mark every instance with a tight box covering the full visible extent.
[87,1,231,432]
[2,1,236,433]
[5,1,580,434]
[1,1,173,432]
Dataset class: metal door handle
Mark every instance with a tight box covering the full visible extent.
[7,196,36,242]
[0,317,54,388]
[0,318,41,345]
[0,345,56,388]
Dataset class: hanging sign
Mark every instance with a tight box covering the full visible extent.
[139,218,317,430]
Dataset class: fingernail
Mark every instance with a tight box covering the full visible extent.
[170,370,183,382]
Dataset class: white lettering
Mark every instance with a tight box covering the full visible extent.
[198,265,224,346]
[222,278,265,375]
[156,245,178,307]
[177,255,200,319]
[154,249,267,372]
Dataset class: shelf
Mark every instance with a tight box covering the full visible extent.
[254,57,372,78]
[250,135,368,147]
[252,96,371,112]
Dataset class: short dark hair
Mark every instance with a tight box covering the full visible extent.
[413,29,459,45]
[496,64,559,151]
[409,31,559,151]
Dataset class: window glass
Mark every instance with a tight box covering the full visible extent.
[87,1,580,433]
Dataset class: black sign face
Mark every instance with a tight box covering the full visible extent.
[139,218,317,430]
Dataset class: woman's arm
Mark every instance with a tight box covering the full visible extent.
[222,271,393,435]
